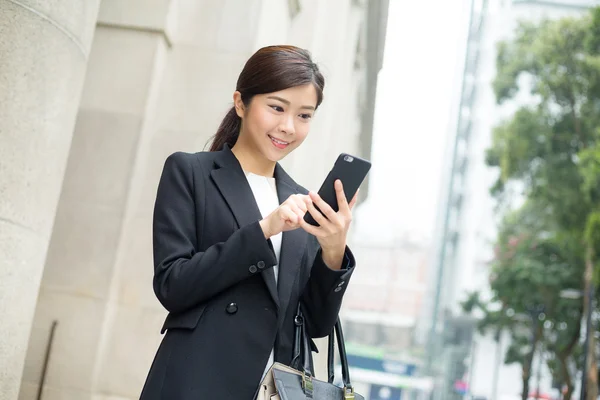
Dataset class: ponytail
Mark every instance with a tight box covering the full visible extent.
[208,107,241,152]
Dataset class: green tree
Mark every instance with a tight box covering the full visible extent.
[485,7,600,399]
[463,201,583,399]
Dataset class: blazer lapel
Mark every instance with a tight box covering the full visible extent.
[274,164,307,324]
[210,145,279,309]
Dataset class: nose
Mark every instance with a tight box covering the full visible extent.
[279,114,295,135]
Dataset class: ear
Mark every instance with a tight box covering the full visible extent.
[233,91,245,118]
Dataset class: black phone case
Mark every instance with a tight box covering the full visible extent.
[304,153,372,226]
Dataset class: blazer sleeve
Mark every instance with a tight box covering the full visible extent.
[300,239,356,338]
[152,152,278,314]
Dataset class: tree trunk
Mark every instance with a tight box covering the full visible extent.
[584,243,597,400]
[523,341,537,400]
[535,347,543,399]
[560,355,574,400]
[559,307,582,400]
[522,369,531,400]
[587,359,598,400]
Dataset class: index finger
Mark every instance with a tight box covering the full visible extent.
[290,194,309,212]
[335,180,350,214]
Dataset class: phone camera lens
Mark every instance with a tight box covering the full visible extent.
[344,155,354,162]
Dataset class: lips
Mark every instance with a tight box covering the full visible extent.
[269,135,290,149]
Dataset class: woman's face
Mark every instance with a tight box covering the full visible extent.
[234,84,318,162]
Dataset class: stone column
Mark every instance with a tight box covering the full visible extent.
[0,0,100,398]
[17,0,175,398]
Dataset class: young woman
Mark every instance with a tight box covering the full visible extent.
[140,45,358,399]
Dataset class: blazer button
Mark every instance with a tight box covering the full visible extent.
[226,303,238,314]
[257,260,266,269]
[249,265,258,273]
[334,287,343,293]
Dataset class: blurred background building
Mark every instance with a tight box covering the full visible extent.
[341,234,432,397]
[0,0,389,399]
[420,1,600,399]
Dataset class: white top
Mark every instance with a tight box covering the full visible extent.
[244,171,282,381]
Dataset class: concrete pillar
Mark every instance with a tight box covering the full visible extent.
[17,0,174,398]
[0,0,100,398]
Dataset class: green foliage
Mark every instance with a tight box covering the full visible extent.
[579,139,600,212]
[585,7,600,54]
[462,201,584,396]
[475,6,600,396]
[505,334,534,366]
[493,202,582,323]
[490,13,600,231]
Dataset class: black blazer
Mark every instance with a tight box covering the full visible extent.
[140,145,356,400]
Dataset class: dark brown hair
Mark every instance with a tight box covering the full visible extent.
[208,45,325,152]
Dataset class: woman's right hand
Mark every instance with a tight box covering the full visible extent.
[259,194,309,239]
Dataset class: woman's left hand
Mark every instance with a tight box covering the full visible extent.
[300,180,358,270]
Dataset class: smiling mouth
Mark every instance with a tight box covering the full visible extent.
[268,135,290,149]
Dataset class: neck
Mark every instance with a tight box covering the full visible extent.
[231,137,276,177]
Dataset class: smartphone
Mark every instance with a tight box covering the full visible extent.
[304,153,372,226]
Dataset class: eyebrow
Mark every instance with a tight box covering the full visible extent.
[266,95,315,111]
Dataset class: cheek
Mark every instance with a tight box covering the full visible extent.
[249,109,278,134]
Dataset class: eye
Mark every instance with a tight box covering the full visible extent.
[299,113,313,121]
[269,105,284,112]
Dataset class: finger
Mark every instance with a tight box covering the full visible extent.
[299,217,323,237]
[305,195,330,227]
[335,180,350,214]
[281,206,299,225]
[289,203,306,219]
[308,191,338,221]
[292,194,309,212]
[348,189,360,210]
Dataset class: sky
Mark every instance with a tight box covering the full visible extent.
[354,0,471,245]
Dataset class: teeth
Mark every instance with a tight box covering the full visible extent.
[270,136,289,145]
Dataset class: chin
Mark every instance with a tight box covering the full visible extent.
[263,144,294,162]
[265,150,288,162]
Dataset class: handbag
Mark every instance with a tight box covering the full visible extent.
[256,305,364,400]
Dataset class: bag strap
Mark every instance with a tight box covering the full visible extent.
[292,305,355,398]
[327,318,352,392]
[291,304,314,375]
[327,325,335,383]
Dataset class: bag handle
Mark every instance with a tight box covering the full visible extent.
[291,305,354,397]
[291,305,314,375]
[327,318,352,391]
[327,317,352,387]
[327,324,335,383]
